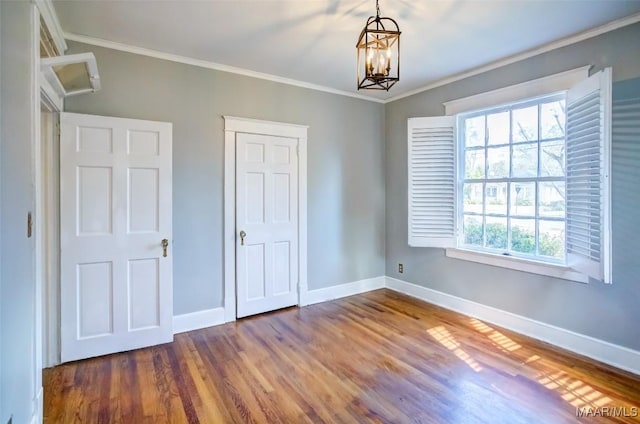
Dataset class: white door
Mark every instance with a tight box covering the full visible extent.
[236,133,299,318]
[60,112,173,362]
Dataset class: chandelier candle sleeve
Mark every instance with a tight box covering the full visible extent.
[356,0,401,91]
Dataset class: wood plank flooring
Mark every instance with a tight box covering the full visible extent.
[44,289,640,423]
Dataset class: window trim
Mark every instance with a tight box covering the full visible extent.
[445,248,588,283]
[442,66,597,284]
[443,66,591,116]
[456,93,568,265]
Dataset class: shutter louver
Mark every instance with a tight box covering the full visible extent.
[408,116,457,247]
[566,68,612,283]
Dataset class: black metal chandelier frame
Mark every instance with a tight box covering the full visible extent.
[356,0,401,91]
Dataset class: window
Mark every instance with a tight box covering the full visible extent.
[459,94,567,263]
[408,67,612,283]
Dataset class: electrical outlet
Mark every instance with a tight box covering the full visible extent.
[398,263,403,273]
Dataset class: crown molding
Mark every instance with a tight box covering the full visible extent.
[64,32,386,104]
[385,12,640,104]
[34,0,68,53]
[64,11,640,106]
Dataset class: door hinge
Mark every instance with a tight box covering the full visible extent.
[27,212,33,238]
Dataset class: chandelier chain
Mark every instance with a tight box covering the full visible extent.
[376,0,380,18]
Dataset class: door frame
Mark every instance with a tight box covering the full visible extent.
[39,94,61,368]
[223,116,308,322]
[38,4,65,367]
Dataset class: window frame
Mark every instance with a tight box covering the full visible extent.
[456,92,568,265]
[404,65,611,284]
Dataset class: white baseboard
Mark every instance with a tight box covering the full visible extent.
[30,386,43,424]
[300,275,386,306]
[173,307,225,334]
[173,276,386,333]
[169,275,640,376]
[385,276,640,376]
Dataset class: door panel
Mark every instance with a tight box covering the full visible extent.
[77,166,112,235]
[77,126,113,153]
[273,241,291,295]
[77,261,113,338]
[127,129,160,155]
[245,244,266,300]
[128,258,160,330]
[236,133,298,318]
[128,168,159,233]
[60,112,173,362]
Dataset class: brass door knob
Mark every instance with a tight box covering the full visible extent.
[161,238,169,257]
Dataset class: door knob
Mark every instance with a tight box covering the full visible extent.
[239,230,246,246]
[161,238,169,257]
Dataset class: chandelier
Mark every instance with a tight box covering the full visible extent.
[356,0,401,91]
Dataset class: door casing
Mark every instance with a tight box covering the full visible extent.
[223,116,308,321]
[39,94,61,368]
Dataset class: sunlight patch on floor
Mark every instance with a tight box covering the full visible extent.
[524,354,541,364]
[427,326,483,372]
[537,370,612,408]
[469,318,522,352]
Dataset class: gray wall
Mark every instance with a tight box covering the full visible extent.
[65,42,387,315]
[385,23,640,351]
[1,2,38,423]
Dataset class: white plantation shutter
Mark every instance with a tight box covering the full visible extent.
[408,116,457,247]
[565,68,612,283]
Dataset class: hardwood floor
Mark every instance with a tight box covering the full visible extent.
[44,289,640,423]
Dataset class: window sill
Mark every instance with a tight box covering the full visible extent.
[445,248,588,283]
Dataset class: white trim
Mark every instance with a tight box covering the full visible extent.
[223,125,237,322]
[30,387,43,424]
[30,6,44,423]
[34,0,67,54]
[39,54,63,367]
[386,12,640,103]
[39,74,63,112]
[38,104,61,368]
[385,277,640,376]
[173,308,225,334]
[223,115,309,136]
[300,276,386,306]
[443,66,591,115]
[172,275,385,333]
[446,248,588,284]
[63,12,640,106]
[297,131,309,307]
[63,32,385,104]
[223,116,308,322]
[149,274,640,376]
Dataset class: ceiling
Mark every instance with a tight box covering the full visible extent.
[52,0,640,102]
